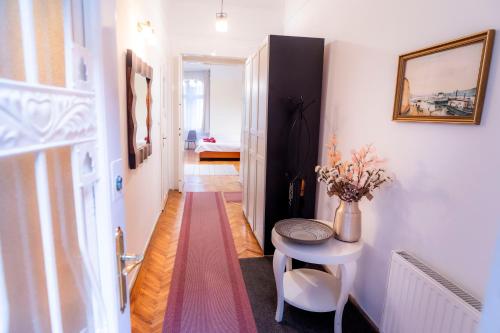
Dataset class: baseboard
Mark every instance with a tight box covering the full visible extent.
[349,295,380,333]
[129,201,166,294]
[322,265,379,332]
[161,190,169,210]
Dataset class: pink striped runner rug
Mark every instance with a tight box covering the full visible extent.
[163,192,257,333]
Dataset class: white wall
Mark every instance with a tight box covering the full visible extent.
[480,233,500,332]
[209,64,244,141]
[284,0,500,326]
[115,0,169,286]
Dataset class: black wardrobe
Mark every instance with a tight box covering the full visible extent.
[241,35,324,254]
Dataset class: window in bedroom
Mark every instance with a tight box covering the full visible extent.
[183,70,210,139]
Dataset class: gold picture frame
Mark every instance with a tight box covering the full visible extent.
[393,30,495,124]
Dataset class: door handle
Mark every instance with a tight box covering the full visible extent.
[115,227,143,312]
[121,254,143,261]
[121,254,143,276]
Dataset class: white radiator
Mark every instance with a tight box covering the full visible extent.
[381,251,482,333]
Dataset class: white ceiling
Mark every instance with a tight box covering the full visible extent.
[166,0,285,58]
[169,0,285,10]
[183,61,244,72]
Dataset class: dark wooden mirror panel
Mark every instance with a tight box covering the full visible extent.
[126,49,153,169]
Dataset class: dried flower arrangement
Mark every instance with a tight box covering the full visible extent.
[315,136,392,202]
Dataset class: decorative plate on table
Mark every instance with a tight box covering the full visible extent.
[275,218,333,244]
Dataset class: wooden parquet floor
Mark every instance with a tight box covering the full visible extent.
[130,157,262,333]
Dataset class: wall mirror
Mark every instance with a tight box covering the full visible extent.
[126,49,153,169]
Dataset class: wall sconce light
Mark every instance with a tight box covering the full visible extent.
[137,20,154,37]
[215,0,228,32]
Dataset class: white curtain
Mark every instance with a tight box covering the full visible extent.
[183,70,210,139]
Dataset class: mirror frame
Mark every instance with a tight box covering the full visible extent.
[126,49,153,169]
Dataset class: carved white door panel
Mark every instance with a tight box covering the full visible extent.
[0,1,127,333]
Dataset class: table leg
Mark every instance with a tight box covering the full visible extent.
[286,257,292,271]
[334,262,357,333]
[273,249,287,322]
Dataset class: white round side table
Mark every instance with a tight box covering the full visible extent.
[272,223,363,333]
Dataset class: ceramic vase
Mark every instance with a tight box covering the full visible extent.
[334,200,361,242]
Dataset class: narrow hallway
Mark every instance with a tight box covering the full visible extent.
[4,1,500,332]
[130,186,262,333]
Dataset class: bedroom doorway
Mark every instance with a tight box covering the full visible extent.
[178,55,245,192]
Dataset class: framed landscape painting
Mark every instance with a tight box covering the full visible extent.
[393,30,495,124]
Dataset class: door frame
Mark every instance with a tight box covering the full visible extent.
[160,64,171,207]
[174,54,246,191]
[177,55,184,191]
[90,1,131,331]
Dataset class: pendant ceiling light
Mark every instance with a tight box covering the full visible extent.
[215,0,228,32]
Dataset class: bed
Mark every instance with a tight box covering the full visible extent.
[195,139,241,160]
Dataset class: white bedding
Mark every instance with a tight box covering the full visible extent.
[195,139,240,153]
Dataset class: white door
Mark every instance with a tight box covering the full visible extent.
[177,56,185,191]
[160,65,170,206]
[0,1,130,332]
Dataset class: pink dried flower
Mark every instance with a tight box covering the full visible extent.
[328,151,342,166]
[315,136,392,202]
[326,135,337,148]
